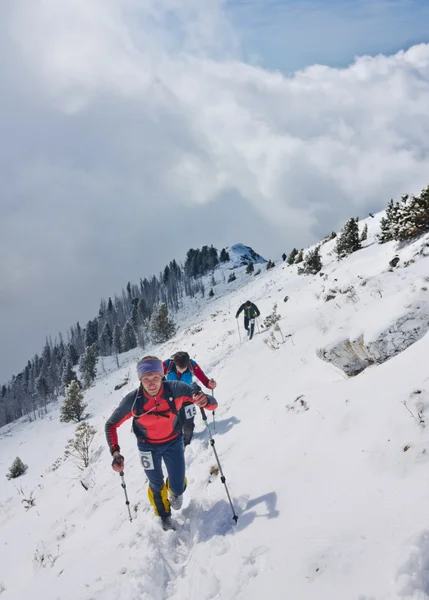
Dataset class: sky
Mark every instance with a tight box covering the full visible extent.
[1,0,429,383]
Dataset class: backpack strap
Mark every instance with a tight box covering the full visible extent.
[166,359,175,376]
[162,381,178,416]
[165,396,178,416]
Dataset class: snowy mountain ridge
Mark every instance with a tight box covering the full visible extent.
[1,210,429,599]
[227,243,267,267]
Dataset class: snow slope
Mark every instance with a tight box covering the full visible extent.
[2,216,429,600]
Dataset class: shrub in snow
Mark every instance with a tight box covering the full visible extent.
[335,217,361,259]
[262,303,281,329]
[65,421,97,471]
[246,262,254,274]
[209,288,215,297]
[254,268,261,276]
[149,302,176,344]
[6,457,28,480]
[227,272,236,283]
[298,245,322,275]
[60,380,87,423]
[266,259,275,270]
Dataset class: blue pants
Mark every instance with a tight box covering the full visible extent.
[137,435,186,518]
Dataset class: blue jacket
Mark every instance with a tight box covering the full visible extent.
[164,359,195,385]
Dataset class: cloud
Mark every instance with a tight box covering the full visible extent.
[1,0,429,380]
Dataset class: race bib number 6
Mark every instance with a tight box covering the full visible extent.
[140,451,154,470]
[184,404,197,419]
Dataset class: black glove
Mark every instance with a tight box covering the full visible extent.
[111,452,124,472]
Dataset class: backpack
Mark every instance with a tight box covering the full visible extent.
[166,353,194,377]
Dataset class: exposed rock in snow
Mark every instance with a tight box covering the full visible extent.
[228,243,266,267]
[317,300,429,376]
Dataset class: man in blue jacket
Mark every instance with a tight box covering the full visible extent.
[163,351,216,446]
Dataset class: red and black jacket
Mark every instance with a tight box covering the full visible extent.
[105,380,217,453]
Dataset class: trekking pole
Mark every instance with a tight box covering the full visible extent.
[200,408,238,523]
[119,471,133,522]
[211,389,216,433]
[236,318,242,343]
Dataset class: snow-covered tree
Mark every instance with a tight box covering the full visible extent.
[220,248,230,262]
[295,249,304,264]
[379,199,397,243]
[62,360,77,391]
[99,323,113,356]
[287,248,298,265]
[394,186,429,241]
[298,245,322,275]
[149,303,176,344]
[360,223,368,242]
[79,345,98,389]
[335,217,361,259]
[122,321,137,352]
[60,380,87,423]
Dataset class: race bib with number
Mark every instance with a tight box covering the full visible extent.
[140,451,154,470]
[184,404,197,419]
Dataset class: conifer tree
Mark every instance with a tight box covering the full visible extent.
[220,248,230,262]
[298,245,322,275]
[149,303,176,344]
[246,262,254,274]
[112,324,122,367]
[79,345,98,389]
[62,360,77,391]
[295,249,304,264]
[379,199,396,243]
[287,248,298,265]
[360,223,368,242]
[60,380,87,423]
[66,343,79,367]
[122,321,137,352]
[335,217,361,259]
[99,323,113,356]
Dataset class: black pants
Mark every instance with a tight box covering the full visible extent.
[180,402,195,446]
[244,316,255,339]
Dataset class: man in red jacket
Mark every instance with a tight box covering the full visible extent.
[105,356,218,530]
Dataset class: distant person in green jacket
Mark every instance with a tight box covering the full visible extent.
[235,300,260,340]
